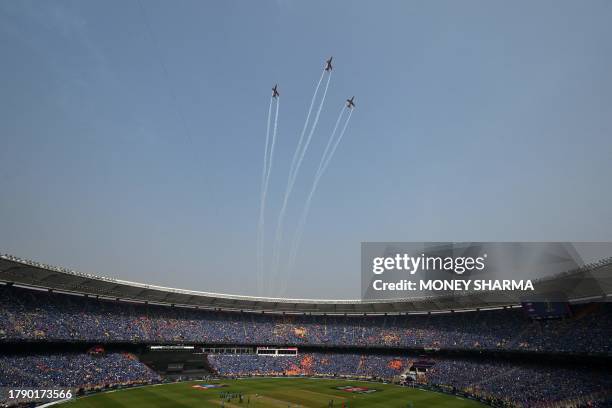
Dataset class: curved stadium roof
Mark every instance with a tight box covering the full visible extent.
[1,253,611,314]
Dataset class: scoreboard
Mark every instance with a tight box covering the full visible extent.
[256,347,298,356]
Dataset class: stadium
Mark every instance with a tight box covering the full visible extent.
[3,0,612,407]
[1,253,611,407]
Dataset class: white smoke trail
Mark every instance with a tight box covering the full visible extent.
[261,98,280,293]
[280,106,345,293]
[287,71,332,195]
[256,97,274,294]
[284,108,353,287]
[321,107,352,176]
[315,106,346,184]
[270,72,332,293]
[287,70,326,185]
[268,97,280,187]
[266,70,324,292]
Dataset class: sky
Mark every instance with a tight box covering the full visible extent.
[1,0,611,299]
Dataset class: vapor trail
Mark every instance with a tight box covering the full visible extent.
[321,107,352,176]
[315,106,346,185]
[256,97,274,294]
[285,106,345,274]
[270,72,332,292]
[261,98,280,292]
[280,106,345,292]
[288,71,332,194]
[284,108,353,287]
[268,97,280,187]
[287,70,325,185]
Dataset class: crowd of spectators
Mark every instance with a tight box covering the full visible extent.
[0,352,160,405]
[209,352,408,378]
[208,353,612,407]
[0,352,160,389]
[0,349,608,408]
[426,357,612,407]
[1,286,610,354]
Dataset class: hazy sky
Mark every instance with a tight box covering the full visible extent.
[1,0,611,299]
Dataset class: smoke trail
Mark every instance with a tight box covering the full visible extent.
[280,106,345,293]
[268,97,280,187]
[321,107,352,176]
[267,70,325,292]
[287,70,325,185]
[284,108,353,287]
[284,106,345,280]
[256,97,274,294]
[287,71,332,195]
[315,106,346,185]
[270,72,332,293]
[261,96,280,294]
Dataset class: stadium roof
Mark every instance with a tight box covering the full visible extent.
[1,253,611,314]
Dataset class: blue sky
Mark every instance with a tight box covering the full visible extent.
[1,0,611,299]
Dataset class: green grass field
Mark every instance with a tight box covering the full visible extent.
[61,378,486,408]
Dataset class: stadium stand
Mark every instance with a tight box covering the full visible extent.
[0,352,160,389]
[1,285,610,354]
[1,253,611,407]
[0,352,160,407]
[2,349,608,407]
